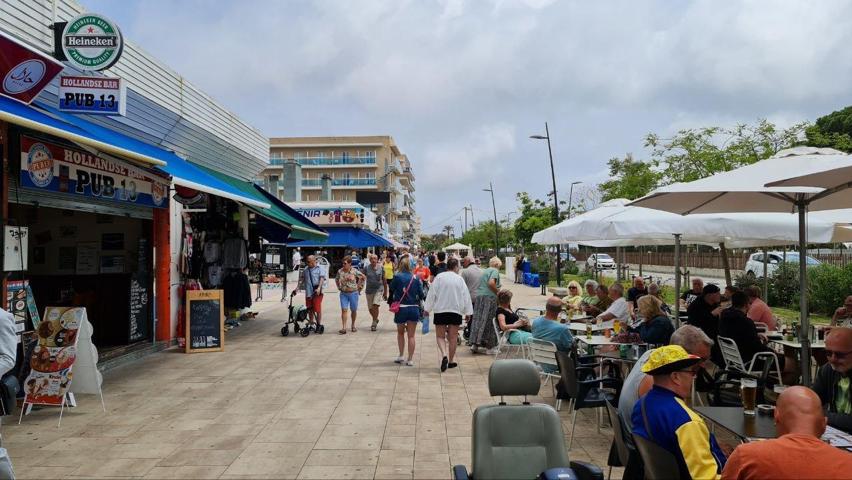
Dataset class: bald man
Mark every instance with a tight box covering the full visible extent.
[721,386,852,479]
[530,297,574,355]
[813,327,852,433]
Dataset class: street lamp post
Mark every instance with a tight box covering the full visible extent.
[531,122,563,286]
[566,181,582,219]
[483,183,499,254]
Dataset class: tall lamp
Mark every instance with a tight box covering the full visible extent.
[531,122,563,286]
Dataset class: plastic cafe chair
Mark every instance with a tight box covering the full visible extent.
[604,399,634,480]
[555,351,621,450]
[528,338,563,410]
[492,318,526,360]
[753,321,769,334]
[717,335,783,386]
[632,434,682,480]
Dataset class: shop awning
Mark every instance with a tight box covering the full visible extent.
[17,100,271,210]
[197,166,328,242]
[0,96,166,167]
[289,227,394,248]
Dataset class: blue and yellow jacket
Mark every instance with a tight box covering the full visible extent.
[632,385,726,479]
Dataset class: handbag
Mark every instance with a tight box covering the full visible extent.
[0,374,19,416]
[390,275,416,313]
[421,313,430,334]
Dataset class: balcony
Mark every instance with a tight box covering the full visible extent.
[403,166,414,179]
[301,178,377,189]
[385,159,402,175]
[269,155,377,168]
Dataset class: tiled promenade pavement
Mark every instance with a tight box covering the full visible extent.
[5,276,619,479]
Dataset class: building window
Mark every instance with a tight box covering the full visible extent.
[341,151,350,160]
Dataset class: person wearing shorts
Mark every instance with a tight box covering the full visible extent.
[363,254,388,331]
[390,256,425,366]
[335,256,365,334]
[424,258,473,371]
[302,255,325,329]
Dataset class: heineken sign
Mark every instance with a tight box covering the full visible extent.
[60,14,123,71]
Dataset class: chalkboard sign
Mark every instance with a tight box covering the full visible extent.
[185,290,224,353]
[128,274,149,343]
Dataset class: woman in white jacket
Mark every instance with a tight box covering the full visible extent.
[424,258,473,372]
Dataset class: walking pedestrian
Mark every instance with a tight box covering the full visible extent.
[469,256,502,353]
[291,247,302,271]
[424,258,473,371]
[363,254,387,331]
[390,255,425,366]
[383,254,395,284]
[302,255,325,329]
[335,256,365,334]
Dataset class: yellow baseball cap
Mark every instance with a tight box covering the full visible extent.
[642,345,702,375]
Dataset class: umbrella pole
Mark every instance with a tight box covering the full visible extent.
[719,242,731,286]
[674,234,682,328]
[762,248,769,302]
[798,201,812,386]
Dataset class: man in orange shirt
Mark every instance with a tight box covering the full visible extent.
[745,286,776,331]
[721,386,852,479]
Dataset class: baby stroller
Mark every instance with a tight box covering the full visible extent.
[281,289,324,337]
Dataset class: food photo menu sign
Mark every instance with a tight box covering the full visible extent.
[22,307,83,406]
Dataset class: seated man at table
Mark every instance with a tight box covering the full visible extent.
[647,282,671,314]
[721,386,852,479]
[632,345,727,479]
[813,327,852,433]
[687,284,723,363]
[719,291,792,384]
[831,295,852,327]
[680,277,704,309]
[595,283,630,328]
[531,297,575,354]
[626,276,648,308]
[582,283,611,316]
[745,285,776,331]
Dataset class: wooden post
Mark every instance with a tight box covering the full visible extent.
[719,242,731,286]
[153,206,171,342]
[1,121,7,304]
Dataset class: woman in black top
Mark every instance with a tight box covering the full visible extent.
[495,289,531,345]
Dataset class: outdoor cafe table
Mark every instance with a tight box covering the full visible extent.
[769,338,826,349]
[696,406,852,452]
[567,322,608,333]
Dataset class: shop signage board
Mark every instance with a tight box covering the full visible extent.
[7,280,40,338]
[22,307,82,406]
[185,290,224,353]
[59,14,124,71]
[19,135,169,209]
[58,75,126,115]
[128,273,149,343]
[294,207,371,227]
[0,30,64,104]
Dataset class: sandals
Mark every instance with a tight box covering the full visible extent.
[371,321,378,332]
[351,326,358,333]
[338,329,347,335]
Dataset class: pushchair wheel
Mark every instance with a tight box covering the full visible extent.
[300,327,310,337]
[317,324,325,334]
[281,325,289,336]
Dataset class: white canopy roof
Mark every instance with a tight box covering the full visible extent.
[631,147,852,214]
[443,242,472,252]
[532,198,852,247]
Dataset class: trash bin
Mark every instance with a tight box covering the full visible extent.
[537,271,549,295]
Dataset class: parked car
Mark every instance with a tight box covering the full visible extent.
[586,253,615,270]
[744,251,821,278]
[559,252,577,262]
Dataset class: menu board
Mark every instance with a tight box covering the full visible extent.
[185,290,224,353]
[7,280,41,336]
[22,307,83,406]
[128,274,149,343]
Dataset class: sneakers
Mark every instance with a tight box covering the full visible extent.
[441,356,448,372]
[394,356,404,364]
[405,360,415,367]
[485,348,499,355]
[448,362,458,369]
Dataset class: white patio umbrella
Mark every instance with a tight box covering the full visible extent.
[442,242,473,253]
[630,146,852,385]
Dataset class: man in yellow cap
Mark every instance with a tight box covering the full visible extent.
[632,345,727,479]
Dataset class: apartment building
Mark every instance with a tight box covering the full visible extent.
[261,136,419,242]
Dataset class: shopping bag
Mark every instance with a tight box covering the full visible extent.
[421,315,430,334]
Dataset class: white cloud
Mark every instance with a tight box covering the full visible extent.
[419,123,516,188]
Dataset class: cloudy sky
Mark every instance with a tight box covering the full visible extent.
[85,0,852,233]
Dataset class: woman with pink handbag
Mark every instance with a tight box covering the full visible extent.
[389,254,425,366]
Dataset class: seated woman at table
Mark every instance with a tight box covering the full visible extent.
[582,283,612,316]
[561,280,583,314]
[580,279,599,308]
[831,295,852,327]
[495,289,531,345]
[647,282,672,315]
[629,296,675,346]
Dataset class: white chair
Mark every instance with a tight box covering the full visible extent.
[717,335,784,386]
[492,319,527,360]
[753,322,769,334]
[528,338,563,410]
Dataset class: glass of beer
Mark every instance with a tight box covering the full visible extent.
[741,378,757,415]
[613,320,621,334]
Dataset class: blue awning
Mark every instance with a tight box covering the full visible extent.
[0,95,168,167]
[289,227,394,248]
[0,98,269,209]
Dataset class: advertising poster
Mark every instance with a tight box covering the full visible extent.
[0,30,64,104]
[7,280,40,337]
[19,135,169,209]
[22,307,83,406]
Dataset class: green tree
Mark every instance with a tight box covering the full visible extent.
[597,153,660,201]
[458,221,514,254]
[803,106,852,152]
[645,119,807,184]
[513,192,562,251]
[419,233,448,252]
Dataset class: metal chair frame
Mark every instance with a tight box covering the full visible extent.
[528,337,562,410]
[717,335,783,386]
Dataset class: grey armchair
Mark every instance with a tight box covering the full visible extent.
[452,359,604,480]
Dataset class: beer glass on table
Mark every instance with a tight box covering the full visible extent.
[741,378,757,415]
